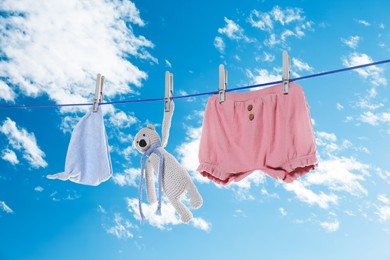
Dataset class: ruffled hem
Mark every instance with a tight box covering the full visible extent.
[197,163,233,185]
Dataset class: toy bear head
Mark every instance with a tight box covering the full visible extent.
[133,124,161,153]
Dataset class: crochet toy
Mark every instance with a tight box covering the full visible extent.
[133,101,203,223]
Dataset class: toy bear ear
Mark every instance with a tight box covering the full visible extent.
[147,124,155,130]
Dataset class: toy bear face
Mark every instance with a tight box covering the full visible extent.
[133,124,161,153]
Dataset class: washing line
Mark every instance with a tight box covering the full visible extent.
[0,58,389,109]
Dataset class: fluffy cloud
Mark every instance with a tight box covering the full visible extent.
[214,36,226,53]
[341,36,360,49]
[305,156,369,196]
[106,213,134,239]
[355,19,371,26]
[165,59,172,68]
[359,111,390,126]
[0,201,14,214]
[246,68,281,86]
[112,168,139,187]
[320,220,340,232]
[218,17,250,42]
[249,6,313,47]
[1,148,19,165]
[0,0,155,111]
[0,118,47,168]
[249,6,304,31]
[376,195,390,222]
[34,186,44,192]
[0,81,16,102]
[176,127,210,184]
[292,58,313,72]
[342,53,387,86]
[376,206,390,222]
[284,181,338,209]
[279,208,287,216]
[109,111,138,128]
[126,198,211,231]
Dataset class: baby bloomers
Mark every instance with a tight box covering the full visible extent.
[197,82,317,185]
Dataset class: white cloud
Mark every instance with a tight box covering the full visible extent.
[246,68,281,86]
[378,195,390,205]
[112,168,139,187]
[376,206,390,222]
[292,57,313,71]
[109,111,138,128]
[0,0,155,111]
[165,59,172,68]
[359,111,390,126]
[270,6,304,25]
[0,81,16,102]
[284,181,338,209]
[126,197,210,231]
[342,53,387,86]
[263,52,275,62]
[279,207,287,216]
[281,30,295,41]
[192,217,211,232]
[60,114,83,134]
[214,36,225,53]
[0,118,47,168]
[336,103,344,110]
[375,195,390,221]
[320,220,340,232]
[249,6,312,47]
[355,19,371,26]
[264,34,280,47]
[117,0,145,27]
[97,205,106,214]
[0,201,14,214]
[230,171,266,190]
[356,98,383,110]
[176,127,210,184]
[249,10,273,31]
[218,17,250,42]
[34,186,44,192]
[341,36,360,49]
[1,148,19,165]
[233,209,247,218]
[249,6,304,31]
[305,156,369,196]
[106,213,134,239]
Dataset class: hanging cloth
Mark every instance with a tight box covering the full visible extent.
[47,107,112,186]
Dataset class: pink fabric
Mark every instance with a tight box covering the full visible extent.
[197,82,317,185]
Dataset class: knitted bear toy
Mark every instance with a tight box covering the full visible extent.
[133,101,203,223]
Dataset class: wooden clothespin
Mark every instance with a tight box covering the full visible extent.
[219,64,228,103]
[282,51,290,94]
[164,71,174,112]
[93,73,105,112]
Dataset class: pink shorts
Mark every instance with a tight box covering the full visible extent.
[197,82,317,185]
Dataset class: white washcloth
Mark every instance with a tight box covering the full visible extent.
[47,107,112,186]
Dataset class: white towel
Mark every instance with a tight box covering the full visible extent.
[47,107,112,186]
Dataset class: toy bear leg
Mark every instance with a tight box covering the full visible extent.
[145,159,157,204]
[167,195,193,223]
[186,180,203,209]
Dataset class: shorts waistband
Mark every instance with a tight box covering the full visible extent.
[210,82,301,102]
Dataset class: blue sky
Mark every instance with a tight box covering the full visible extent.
[0,0,390,259]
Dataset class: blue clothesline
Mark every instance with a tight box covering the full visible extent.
[1,58,389,109]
